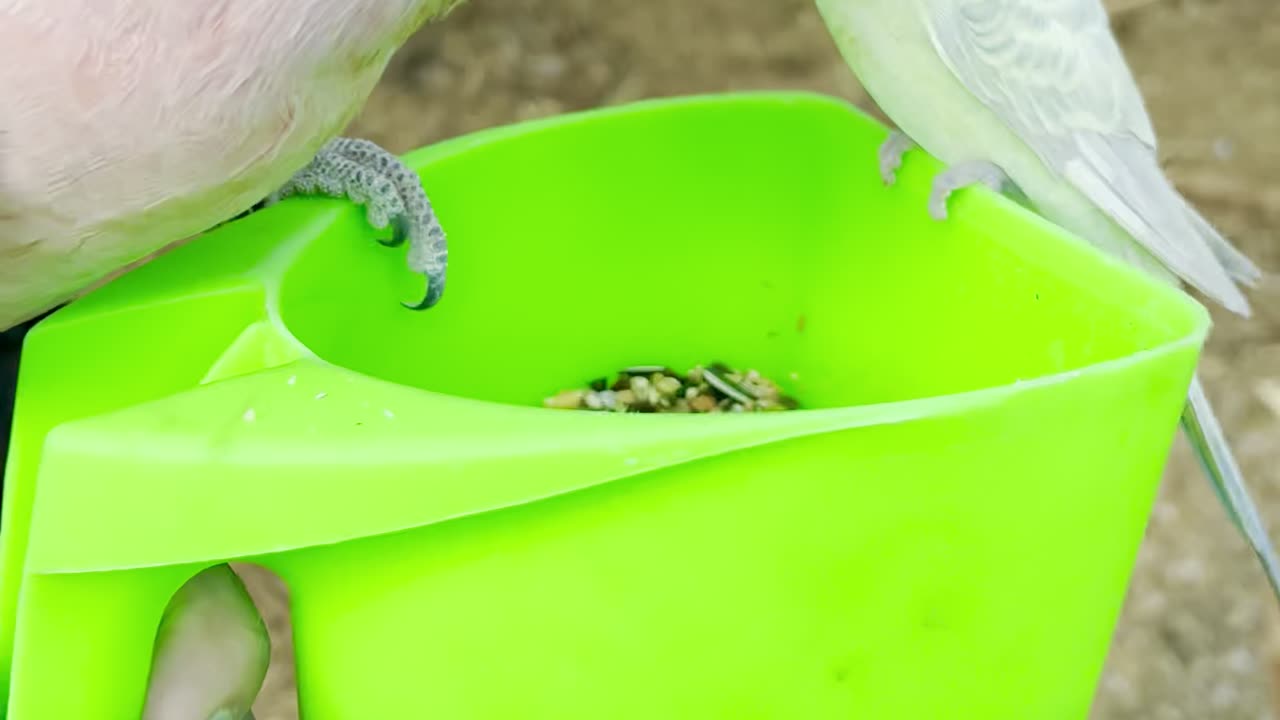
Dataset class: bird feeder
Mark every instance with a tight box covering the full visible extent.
[0,92,1207,719]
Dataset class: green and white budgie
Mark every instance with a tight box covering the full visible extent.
[1,0,466,717]
[812,0,1280,599]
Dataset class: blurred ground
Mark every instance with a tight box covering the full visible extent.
[244,0,1280,717]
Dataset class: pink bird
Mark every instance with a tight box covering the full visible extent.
[1,0,463,716]
[0,0,459,328]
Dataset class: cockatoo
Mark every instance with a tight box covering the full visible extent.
[0,0,458,330]
[1,0,466,717]
[813,0,1280,600]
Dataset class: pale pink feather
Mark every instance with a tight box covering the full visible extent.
[0,0,459,328]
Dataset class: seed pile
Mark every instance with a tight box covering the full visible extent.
[544,363,799,414]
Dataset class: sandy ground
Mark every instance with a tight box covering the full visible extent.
[241,0,1280,717]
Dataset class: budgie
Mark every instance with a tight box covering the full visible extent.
[812,0,1280,600]
[0,0,466,717]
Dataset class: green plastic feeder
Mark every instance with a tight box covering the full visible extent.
[0,92,1207,719]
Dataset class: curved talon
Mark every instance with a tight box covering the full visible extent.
[256,136,450,310]
[404,212,448,309]
[927,187,953,221]
[404,273,445,310]
[927,160,1016,222]
[376,216,411,248]
[878,131,915,186]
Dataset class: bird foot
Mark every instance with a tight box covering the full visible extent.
[928,160,1018,221]
[265,137,448,309]
[878,130,916,185]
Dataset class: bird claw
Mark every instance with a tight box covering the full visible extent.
[928,160,1016,221]
[376,215,412,248]
[878,130,916,185]
[268,137,448,309]
[402,203,448,309]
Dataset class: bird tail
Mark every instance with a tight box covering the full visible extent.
[1177,193,1262,288]
[1061,133,1254,315]
[1183,374,1280,600]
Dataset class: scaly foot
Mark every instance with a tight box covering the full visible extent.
[266,137,449,309]
[878,130,916,185]
[928,160,1018,221]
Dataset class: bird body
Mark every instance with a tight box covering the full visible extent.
[0,0,458,329]
[817,0,1253,301]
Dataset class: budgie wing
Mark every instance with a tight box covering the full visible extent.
[920,0,1257,312]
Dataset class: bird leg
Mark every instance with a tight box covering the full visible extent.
[928,160,1020,221]
[877,130,916,185]
[264,137,449,310]
[877,134,1028,220]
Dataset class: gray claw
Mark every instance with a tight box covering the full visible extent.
[272,137,449,308]
[878,130,915,185]
[405,279,444,310]
[404,219,448,310]
[928,160,1017,221]
[377,216,411,248]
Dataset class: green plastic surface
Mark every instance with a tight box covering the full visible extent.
[0,92,1208,718]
